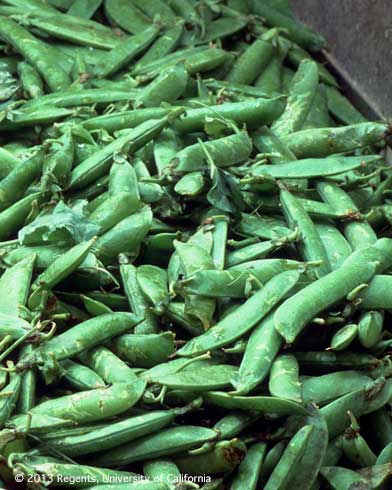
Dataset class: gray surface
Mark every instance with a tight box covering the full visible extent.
[291,0,392,118]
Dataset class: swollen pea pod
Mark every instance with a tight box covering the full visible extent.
[89,192,140,234]
[104,0,151,34]
[134,158,165,204]
[324,84,366,124]
[0,254,35,316]
[93,425,219,467]
[82,295,112,316]
[317,181,377,250]
[61,359,106,391]
[0,148,45,212]
[177,270,300,357]
[175,439,247,475]
[283,122,388,158]
[236,213,292,240]
[120,262,159,334]
[320,377,392,438]
[226,33,275,85]
[67,0,102,19]
[44,400,200,457]
[229,442,266,490]
[314,223,352,270]
[280,188,330,278]
[0,369,21,428]
[17,312,141,374]
[136,64,188,108]
[94,25,160,78]
[93,205,152,264]
[69,109,184,190]
[0,17,71,92]
[274,238,392,344]
[136,23,184,68]
[80,345,139,384]
[201,16,248,43]
[231,312,282,395]
[329,324,358,351]
[358,310,383,348]
[269,354,302,403]
[255,39,288,94]
[184,48,230,76]
[272,59,319,136]
[17,61,43,99]
[250,1,326,51]
[112,332,175,368]
[341,412,377,468]
[263,425,314,490]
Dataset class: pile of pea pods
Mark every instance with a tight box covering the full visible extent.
[0,0,392,489]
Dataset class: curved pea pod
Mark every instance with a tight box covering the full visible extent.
[271,59,319,136]
[82,295,112,316]
[104,0,151,34]
[269,354,302,403]
[174,131,252,173]
[112,332,175,368]
[0,148,44,212]
[0,17,71,92]
[314,223,352,270]
[93,205,152,264]
[283,122,388,158]
[342,413,377,468]
[0,370,21,427]
[80,346,139,384]
[177,270,300,357]
[0,314,32,340]
[274,238,392,344]
[95,25,160,78]
[358,311,384,348]
[17,61,43,99]
[43,130,74,186]
[0,254,35,316]
[202,15,248,43]
[324,85,366,124]
[136,265,169,314]
[280,188,330,278]
[229,441,266,490]
[320,377,392,438]
[377,442,392,464]
[61,359,106,391]
[0,193,43,239]
[288,406,329,490]
[251,2,325,51]
[18,312,141,372]
[93,425,219,467]
[0,148,21,179]
[302,371,373,406]
[174,98,285,133]
[29,381,145,424]
[317,182,377,250]
[90,192,140,233]
[108,158,140,196]
[154,363,237,392]
[69,110,183,190]
[6,413,75,434]
[29,237,96,308]
[231,312,282,395]
[320,466,371,490]
[329,324,358,351]
[121,262,159,334]
[262,426,314,490]
[46,401,198,457]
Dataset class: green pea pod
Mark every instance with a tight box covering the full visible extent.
[0,147,21,179]
[15,344,36,414]
[358,275,392,309]
[18,312,141,370]
[93,425,219,467]
[0,17,71,92]
[61,359,106,391]
[95,25,160,77]
[230,441,266,490]
[69,110,183,189]
[174,131,252,173]
[184,48,229,75]
[283,122,387,158]
[112,332,175,368]
[314,223,352,270]
[302,371,373,406]
[108,158,141,198]
[121,262,159,334]
[178,270,300,356]
[260,441,286,485]
[175,171,205,196]
[231,312,283,395]
[144,459,180,490]
[90,192,141,233]
[0,254,35,316]
[136,265,169,314]
[134,157,165,204]
[43,129,74,186]
[269,354,302,403]
[342,412,377,468]
[202,16,248,43]
[104,0,152,34]
[272,59,319,136]
[29,381,145,424]
[17,61,43,99]
[274,238,392,344]
[358,310,383,348]
[329,324,358,351]
[80,345,139,384]
[324,85,366,124]
[320,466,371,490]
[136,64,188,108]
[7,413,75,433]
[94,205,152,264]
[0,314,33,340]
[377,442,392,464]
[0,148,44,211]
[0,370,21,427]
[67,0,102,18]
[82,295,112,316]
[136,23,184,68]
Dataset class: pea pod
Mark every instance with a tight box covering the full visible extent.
[0,254,35,316]
[17,61,43,99]
[0,370,21,427]
[230,442,267,490]
[104,0,152,34]
[269,354,302,403]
